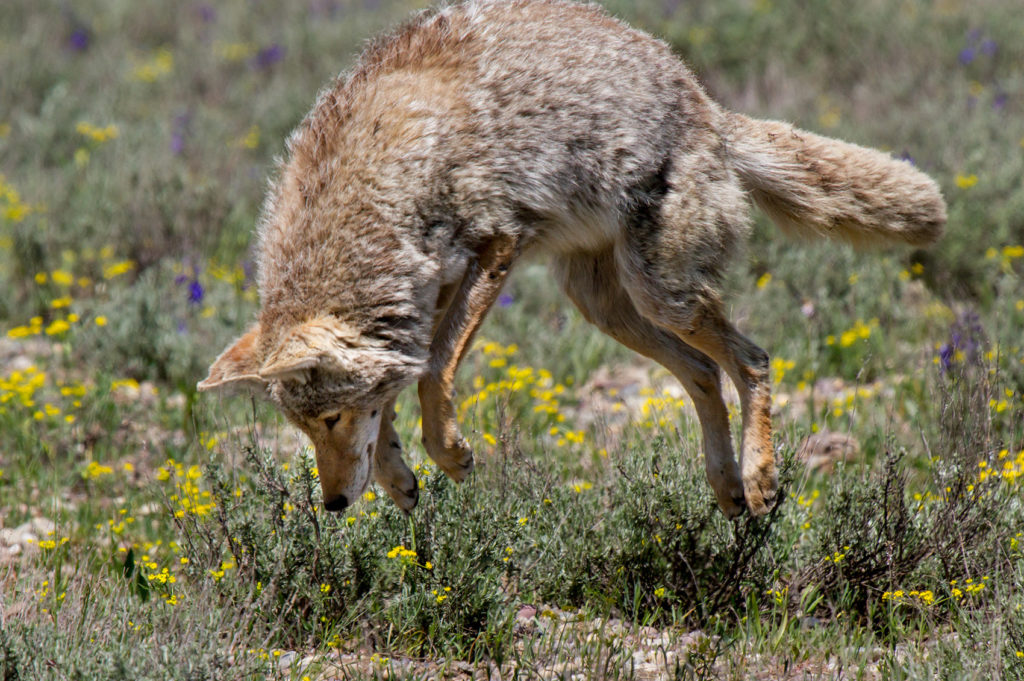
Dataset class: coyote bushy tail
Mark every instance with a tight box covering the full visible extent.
[727,112,946,248]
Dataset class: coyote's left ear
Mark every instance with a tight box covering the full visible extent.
[258,316,425,389]
[197,324,269,396]
[258,317,360,383]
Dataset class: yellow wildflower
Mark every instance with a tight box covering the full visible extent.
[954,173,978,189]
[45,319,70,336]
[386,545,417,560]
[132,48,173,82]
[51,270,74,286]
[76,122,119,143]
[102,260,135,279]
[214,41,256,61]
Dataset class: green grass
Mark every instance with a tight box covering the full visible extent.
[2,0,1024,679]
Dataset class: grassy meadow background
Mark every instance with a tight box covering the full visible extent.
[2,0,1024,678]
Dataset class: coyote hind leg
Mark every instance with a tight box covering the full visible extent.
[554,251,746,518]
[617,253,778,515]
[612,156,778,515]
[672,307,777,515]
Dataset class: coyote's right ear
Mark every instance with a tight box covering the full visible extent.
[197,324,269,396]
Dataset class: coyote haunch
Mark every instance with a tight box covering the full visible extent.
[199,0,946,518]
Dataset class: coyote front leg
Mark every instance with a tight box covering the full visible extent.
[373,398,419,511]
[419,236,519,481]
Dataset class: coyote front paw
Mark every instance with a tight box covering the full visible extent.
[709,470,746,519]
[375,454,419,512]
[379,469,419,512]
[423,434,475,482]
[714,483,748,520]
[742,467,778,517]
[375,432,419,512]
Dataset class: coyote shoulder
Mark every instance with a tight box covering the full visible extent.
[199,0,946,518]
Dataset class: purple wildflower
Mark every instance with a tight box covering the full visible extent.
[251,44,284,70]
[897,151,915,166]
[938,310,985,374]
[68,28,90,52]
[241,259,255,289]
[498,293,515,307]
[938,343,955,373]
[188,279,205,305]
[170,113,190,155]
[197,5,217,23]
[660,0,682,18]
[960,31,996,66]
[309,0,342,18]
[170,132,185,155]
[993,92,1007,110]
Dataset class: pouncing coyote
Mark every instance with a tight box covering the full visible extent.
[199,0,946,518]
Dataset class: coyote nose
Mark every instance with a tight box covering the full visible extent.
[323,494,349,513]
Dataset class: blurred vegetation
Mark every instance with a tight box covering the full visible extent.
[1,0,1023,678]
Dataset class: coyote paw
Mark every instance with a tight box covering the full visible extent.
[711,478,747,520]
[742,468,779,517]
[424,435,475,483]
[385,479,419,512]
[375,444,419,512]
[718,492,748,520]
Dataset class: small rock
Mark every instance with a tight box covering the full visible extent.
[449,660,473,674]
[677,630,706,649]
[0,529,24,547]
[1,517,56,550]
[796,431,860,472]
[800,616,825,630]
[633,661,660,679]
[276,651,297,669]
[516,605,537,621]
[28,516,57,536]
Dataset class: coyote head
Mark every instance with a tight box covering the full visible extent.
[198,317,425,511]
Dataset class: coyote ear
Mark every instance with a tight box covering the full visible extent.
[197,324,269,396]
[258,317,360,383]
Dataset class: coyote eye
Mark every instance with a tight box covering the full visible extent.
[324,415,341,430]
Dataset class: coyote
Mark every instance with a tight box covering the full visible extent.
[199,0,945,518]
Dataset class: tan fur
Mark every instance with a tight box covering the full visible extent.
[727,114,945,247]
[199,0,946,517]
